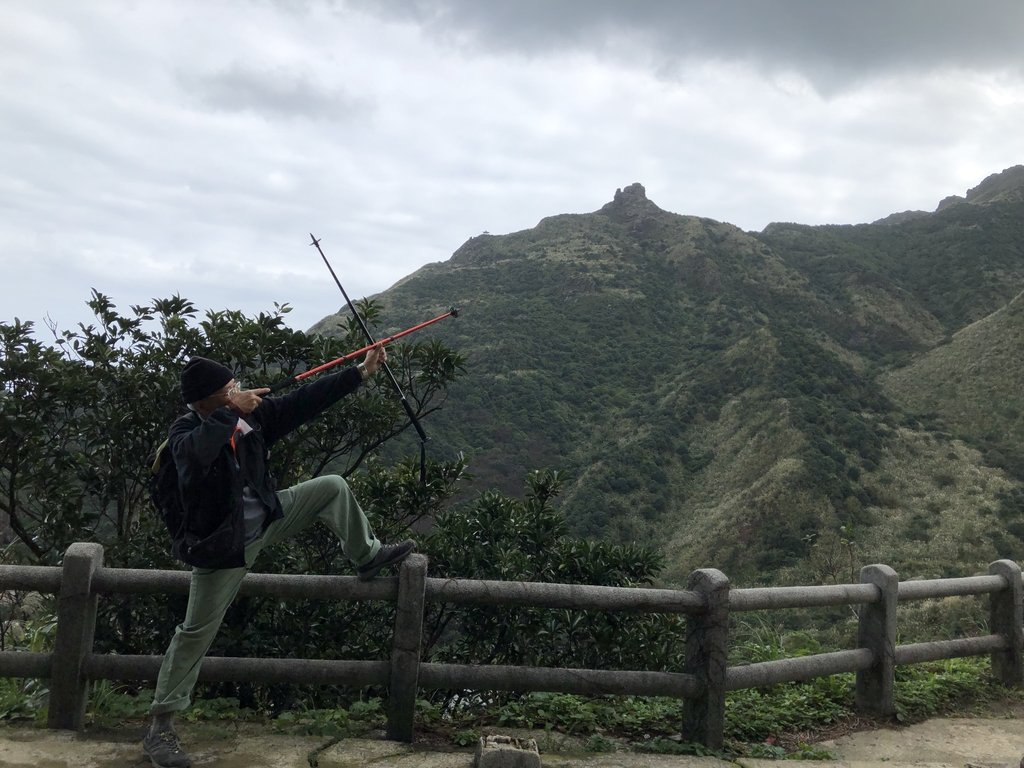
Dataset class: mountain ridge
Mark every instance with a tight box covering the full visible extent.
[939,164,1024,209]
[313,165,1024,586]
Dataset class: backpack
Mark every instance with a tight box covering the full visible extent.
[147,438,187,557]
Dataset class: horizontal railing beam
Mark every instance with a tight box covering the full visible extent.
[0,651,51,678]
[85,653,390,687]
[91,568,399,602]
[418,662,700,698]
[90,568,190,595]
[730,583,878,611]
[0,565,62,593]
[898,575,1005,601]
[726,649,874,691]
[7,564,1013,614]
[894,635,1008,666]
[424,578,703,613]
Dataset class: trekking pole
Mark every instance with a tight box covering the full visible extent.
[308,233,433,484]
[267,307,458,393]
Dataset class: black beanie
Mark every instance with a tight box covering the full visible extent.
[180,357,234,404]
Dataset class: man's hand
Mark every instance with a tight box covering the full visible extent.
[228,387,271,415]
[363,344,388,375]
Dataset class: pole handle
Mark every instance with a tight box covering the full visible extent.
[263,307,459,393]
[268,376,297,394]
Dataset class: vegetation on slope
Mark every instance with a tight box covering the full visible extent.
[313,170,1024,586]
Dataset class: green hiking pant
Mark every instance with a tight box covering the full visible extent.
[150,474,381,715]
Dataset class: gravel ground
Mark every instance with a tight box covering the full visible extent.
[1,714,1023,767]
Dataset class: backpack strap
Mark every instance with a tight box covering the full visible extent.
[151,438,170,475]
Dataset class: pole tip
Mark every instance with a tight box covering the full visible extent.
[449,306,460,317]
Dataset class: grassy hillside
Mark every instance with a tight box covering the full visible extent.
[882,290,1024,478]
[313,171,1024,587]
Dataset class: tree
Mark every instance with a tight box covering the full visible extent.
[417,470,682,711]
[0,291,471,711]
[0,291,464,565]
[0,318,92,558]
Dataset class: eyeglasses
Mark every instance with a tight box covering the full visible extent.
[213,380,241,399]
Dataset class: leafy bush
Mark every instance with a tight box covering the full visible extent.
[1,292,465,713]
[420,469,683,705]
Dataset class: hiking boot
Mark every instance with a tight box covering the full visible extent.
[143,727,192,768]
[357,539,416,580]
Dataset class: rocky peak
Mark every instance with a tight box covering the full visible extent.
[599,182,665,221]
[614,182,648,203]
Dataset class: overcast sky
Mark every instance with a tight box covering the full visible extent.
[3,1,1023,337]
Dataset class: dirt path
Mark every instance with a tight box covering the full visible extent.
[2,712,1024,767]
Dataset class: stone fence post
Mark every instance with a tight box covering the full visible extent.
[989,559,1023,685]
[855,563,897,717]
[386,554,427,741]
[48,542,104,729]
[682,567,729,749]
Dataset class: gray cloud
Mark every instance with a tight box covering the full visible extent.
[2,1,1023,337]
[183,62,372,121]
[356,0,1024,93]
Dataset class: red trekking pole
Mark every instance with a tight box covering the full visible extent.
[268,306,458,393]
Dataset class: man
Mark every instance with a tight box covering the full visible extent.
[144,347,415,768]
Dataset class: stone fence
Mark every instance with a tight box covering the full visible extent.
[0,543,1021,748]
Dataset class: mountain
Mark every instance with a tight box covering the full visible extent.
[882,290,1024,476]
[937,164,1024,209]
[312,168,1024,586]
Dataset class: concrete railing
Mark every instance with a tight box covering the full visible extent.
[0,543,1022,748]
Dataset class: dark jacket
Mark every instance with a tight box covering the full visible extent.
[168,366,364,568]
